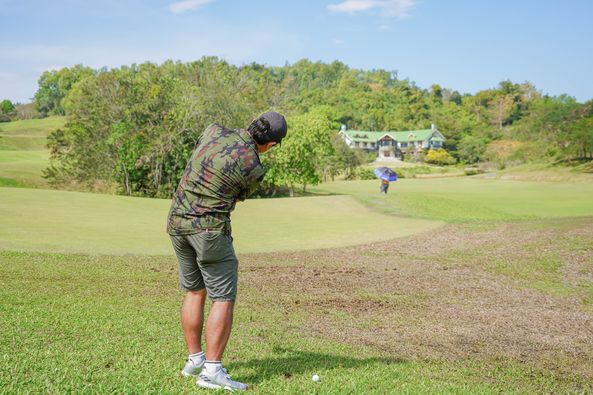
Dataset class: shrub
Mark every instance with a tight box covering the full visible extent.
[424,148,456,165]
[358,167,376,180]
[464,168,486,176]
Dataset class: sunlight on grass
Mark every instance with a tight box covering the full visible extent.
[311,178,593,222]
[0,151,49,187]
[0,187,442,255]
[0,116,65,135]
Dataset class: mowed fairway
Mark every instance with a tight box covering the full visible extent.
[0,116,64,187]
[0,151,49,187]
[0,187,442,255]
[312,177,593,222]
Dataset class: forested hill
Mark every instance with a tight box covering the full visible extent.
[25,57,593,197]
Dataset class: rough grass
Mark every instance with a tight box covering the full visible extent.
[1,216,592,393]
[483,162,593,182]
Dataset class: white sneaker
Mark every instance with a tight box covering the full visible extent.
[181,358,205,377]
[197,368,247,391]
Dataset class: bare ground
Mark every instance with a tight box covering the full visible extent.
[238,217,593,382]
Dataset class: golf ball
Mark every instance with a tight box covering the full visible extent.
[312,374,320,382]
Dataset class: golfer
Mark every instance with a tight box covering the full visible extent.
[167,112,287,391]
[380,179,389,194]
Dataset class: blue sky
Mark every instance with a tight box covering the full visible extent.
[1,0,592,103]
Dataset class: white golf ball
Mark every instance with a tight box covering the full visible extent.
[312,374,320,382]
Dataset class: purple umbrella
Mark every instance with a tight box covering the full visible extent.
[374,167,398,182]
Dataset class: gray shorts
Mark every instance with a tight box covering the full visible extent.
[170,231,238,301]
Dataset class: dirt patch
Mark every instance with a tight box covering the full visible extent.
[238,217,593,380]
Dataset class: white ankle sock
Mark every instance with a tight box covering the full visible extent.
[205,361,222,374]
[188,351,205,364]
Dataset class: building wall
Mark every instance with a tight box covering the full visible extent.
[339,130,445,161]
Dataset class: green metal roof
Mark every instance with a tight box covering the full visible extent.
[341,129,444,143]
[339,131,384,142]
[388,130,434,142]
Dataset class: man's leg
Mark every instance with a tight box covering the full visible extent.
[205,301,234,360]
[170,234,207,376]
[181,288,207,354]
[193,232,246,390]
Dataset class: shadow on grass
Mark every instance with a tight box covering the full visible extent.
[226,346,406,384]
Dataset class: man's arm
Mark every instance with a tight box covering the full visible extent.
[237,168,265,202]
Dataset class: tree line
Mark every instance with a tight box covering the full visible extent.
[22,57,593,197]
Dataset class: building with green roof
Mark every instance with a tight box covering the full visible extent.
[339,124,446,160]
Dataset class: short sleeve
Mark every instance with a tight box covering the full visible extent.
[238,165,265,201]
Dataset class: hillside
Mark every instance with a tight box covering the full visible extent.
[0,116,64,187]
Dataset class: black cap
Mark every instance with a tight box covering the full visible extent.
[252,112,287,145]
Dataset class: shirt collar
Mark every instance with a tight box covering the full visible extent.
[237,128,261,161]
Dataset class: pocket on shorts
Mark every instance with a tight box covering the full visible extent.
[197,232,231,264]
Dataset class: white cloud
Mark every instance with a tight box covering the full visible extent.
[168,0,215,14]
[327,0,418,18]
[328,0,376,14]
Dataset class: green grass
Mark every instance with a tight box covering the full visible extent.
[0,151,49,188]
[0,136,49,150]
[0,129,592,393]
[0,116,64,186]
[0,187,442,255]
[0,116,65,136]
[310,178,593,222]
[485,162,593,182]
[2,250,590,394]
[0,116,64,151]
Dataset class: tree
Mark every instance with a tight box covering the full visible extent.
[41,57,592,197]
[458,135,487,164]
[488,94,515,130]
[35,65,94,116]
[46,58,277,196]
[1,99,15,115]
[264,108,338,196]
[569,116,593,159]
[515,95,580,160]
[14,103,39,120]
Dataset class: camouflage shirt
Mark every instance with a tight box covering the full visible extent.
[167,123,265,235]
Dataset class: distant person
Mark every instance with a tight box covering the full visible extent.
[380,179,390,194]
[167,112,287,391]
